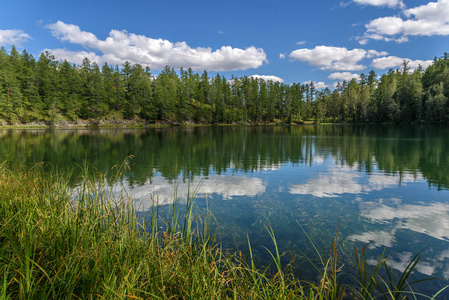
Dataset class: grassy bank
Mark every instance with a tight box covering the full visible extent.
[0,162,445,299]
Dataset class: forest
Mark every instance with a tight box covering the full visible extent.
[1,46,448,125]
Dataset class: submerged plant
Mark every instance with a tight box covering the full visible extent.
[292,220,449,300]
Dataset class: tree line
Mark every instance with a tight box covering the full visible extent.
[315,55,449,124]
[1,46,448,125]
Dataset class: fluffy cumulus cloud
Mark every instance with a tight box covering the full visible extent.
[405,0,449,22]
[367,49,389,58]
[250,74,284,82]
[41,48,102,65]
[328,72,361,81]
[288,46,386,71]
[358,0,449,44]
[302,81,328,89]
[353,0,404,8]
[44,21,267,71]
[372,55,433,70]
[0,29,31,46]
[313,81,329,89]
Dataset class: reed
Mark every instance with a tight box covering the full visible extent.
[0,162,445,299]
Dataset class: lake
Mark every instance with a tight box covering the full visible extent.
[2,125,449,296]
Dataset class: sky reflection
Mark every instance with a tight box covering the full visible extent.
[107,174,266,209]
[61,126,449,290]
[289,163,424,198]
[359,201,449,241]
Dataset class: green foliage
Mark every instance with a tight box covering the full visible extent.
[1,47,449,125]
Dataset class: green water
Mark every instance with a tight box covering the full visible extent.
[2,125,449,295]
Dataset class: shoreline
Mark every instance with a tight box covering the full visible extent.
[0,117,445,129]
[0,119,323,129]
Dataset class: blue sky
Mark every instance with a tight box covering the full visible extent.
[1,0,448,88]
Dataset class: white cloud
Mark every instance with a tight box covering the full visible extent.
[279,53,286,59]
[359,0,449,43]
[313,81,329,89]
[250,74,284,82]
[328,72,361,81]
[289,46,370,71]
[353,0,404,8]
[46,21,97,46]
[404,0,449,23]
[367,49,389,58]
[372,55,433,70]
[357,38,369,45]
[0,29,31,46]
[302,81,329,89]
[45,21,267,71]
[296,41,307,45]
[41,48,102,65]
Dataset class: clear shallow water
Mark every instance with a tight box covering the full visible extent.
[2,125,449,296]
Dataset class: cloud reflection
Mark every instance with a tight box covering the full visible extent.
[289,169,363,197]
[287,163,449,278]
[367,251,440,277]
[107,175,266,210]
[348,230,396,249]
[360,201,449,241]
[352,200,449,278]
[289,166,423,198]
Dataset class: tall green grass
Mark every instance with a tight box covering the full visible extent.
[0,161,446,299]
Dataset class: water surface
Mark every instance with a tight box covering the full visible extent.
[2,125,449,296]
